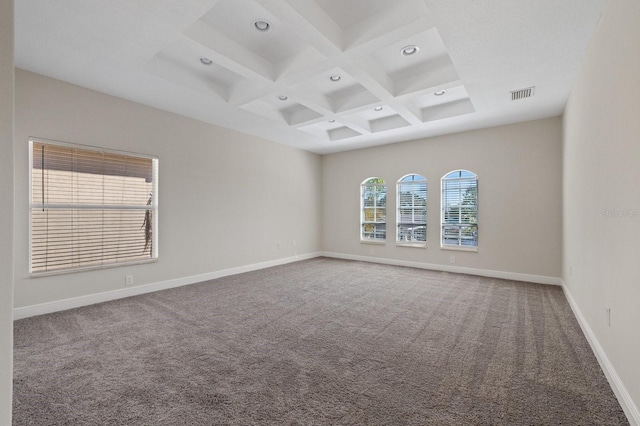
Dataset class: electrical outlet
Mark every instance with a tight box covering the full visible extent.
[125,275,134,286]
[606,306,611,327]
[276,241,281,249]
[450,256,455,264]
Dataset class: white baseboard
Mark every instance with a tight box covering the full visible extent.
[15,251,561,320]
[562,283,639,426]
[13,252,322,320]
[320,251,562,286]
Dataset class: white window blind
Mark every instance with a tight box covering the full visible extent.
[30,139,158,274]
[397,174,427,245]
[361,177,386,241]
[441,170,478,248]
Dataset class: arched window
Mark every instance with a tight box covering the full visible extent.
[397,174,427,245]
[361,177,386,241]
[441,170,478,249]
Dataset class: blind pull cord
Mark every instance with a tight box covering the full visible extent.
[42,145,45,211]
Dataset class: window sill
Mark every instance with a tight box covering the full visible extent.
[30,257,158,277]
[440,245,478,253]
[396,242,426,249]
[360,239,386,245]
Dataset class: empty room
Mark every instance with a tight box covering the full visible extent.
[1,0,639,424]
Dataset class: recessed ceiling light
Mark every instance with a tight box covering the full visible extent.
[329,75,341,82]
[374,106,383,111]
[401,45,420,56]
[200,57,213,65]
[278,95,288,101]
[434,90,446,96]
[254,20,270,32]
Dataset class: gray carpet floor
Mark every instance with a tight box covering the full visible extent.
[13,257,628,425]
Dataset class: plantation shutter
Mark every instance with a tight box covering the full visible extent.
[30,140,158,273]
[441,170,478,248]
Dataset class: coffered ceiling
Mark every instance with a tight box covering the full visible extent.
[15,0,606,154]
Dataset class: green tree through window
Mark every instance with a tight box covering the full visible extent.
[361,177,386,241]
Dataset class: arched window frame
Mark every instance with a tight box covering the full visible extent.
[441,169,478,251]
[360,177,387,242]
[396,174,427,247]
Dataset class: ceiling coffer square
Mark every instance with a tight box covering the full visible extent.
[510,86,535,101]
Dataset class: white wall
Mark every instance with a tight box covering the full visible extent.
[563,0,640,421]
[0,0,14,423]
[322,117,563,282]
[14,70,322,309]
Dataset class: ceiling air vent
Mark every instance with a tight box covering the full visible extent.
[510,86,535,101]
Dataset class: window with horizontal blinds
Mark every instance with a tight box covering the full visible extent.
[441,170,478,249]
[397,174,427,245]
[30,138,158,274]
[361,177,386,241]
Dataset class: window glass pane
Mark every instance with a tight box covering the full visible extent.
[441,170,477,248]
[361,177,386,241]
[397,174,427,244]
